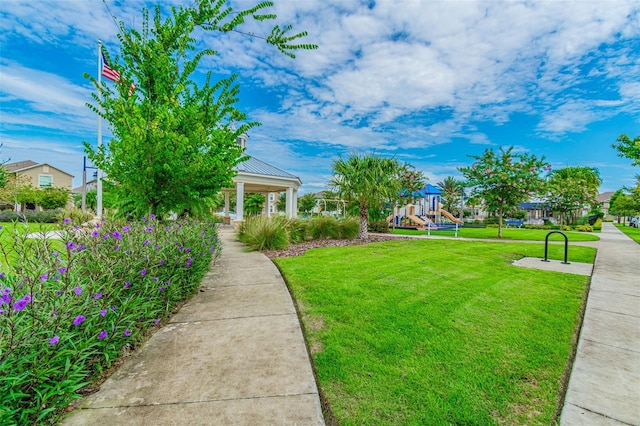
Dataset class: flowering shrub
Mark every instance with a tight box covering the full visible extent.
[0,216,220,424]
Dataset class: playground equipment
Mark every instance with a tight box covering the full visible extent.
[388,183,463,230]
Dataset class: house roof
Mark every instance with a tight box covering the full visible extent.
[236,156,299,180]
[3,160,39,173]
[597,191,615,202]
[3,160,74,178]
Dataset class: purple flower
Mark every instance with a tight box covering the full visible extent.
[158,259,165,265]
[39,273,48,282]
[152,277,159,282]
[13,297,29,311]
[114,245,120,251]
[142,216,147,221]
[58,267,67,274]
[150,214,156,220]
[146,227,153,233]
[73,286,82,296]
[49,335,60,345]
[0,272,5,279]
[91,230,99,238]
[185,248,191,253]
[158,287,165,292]
[154,319,160,325]
[124,329,131,337]
[66,241,77,250]
[141,269,147,277]
[122,226,131,233]
[166,280,171,286]
[93,292,103,300]
[124,281,131,288]
[111,305,116,312]
[99,309,108,317]
[143,239,150,246]
[103,234,109,240]
[165,226,171,231]
[97,330,108,339]
[112,231,122,240]
[55,290,62,296]
[63,218,71,224]
[73,315,86,326]
[95,223,101,229]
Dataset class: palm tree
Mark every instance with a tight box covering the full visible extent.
[329,153,401,239]
[244,193,265,216]
[436,176,463,215]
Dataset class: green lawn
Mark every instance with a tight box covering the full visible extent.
[0,222,61,268]
[276,239,595,425]
[614,223,640,244]
[390,226,600,241]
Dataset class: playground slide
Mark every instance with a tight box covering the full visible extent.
[407,214,431,227]
[439,205,464,224]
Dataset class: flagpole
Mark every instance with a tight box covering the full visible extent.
[96,40,103,219]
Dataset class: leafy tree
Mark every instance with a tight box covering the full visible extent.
[545,166,601,225]
[298,193,317,214]
[329,153,401,239]
[276,192,286,213]
[436,176,463,216]
[609,189,639,221]
[0,146,7,190]
[612,134,640,166]
[396,164,427,205]
[459,147,549,237]
[0,175,31,210]
[85,0,316,217]
[244,193,265,216]
[38,187,71,210]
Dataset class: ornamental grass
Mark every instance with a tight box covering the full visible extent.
[0,216,220,425]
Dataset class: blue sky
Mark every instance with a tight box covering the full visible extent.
[1,0,639,195]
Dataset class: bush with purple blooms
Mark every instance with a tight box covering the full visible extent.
[0,216,221,425]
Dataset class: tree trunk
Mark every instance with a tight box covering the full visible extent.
[498,209,503,238]
[359,202,368,239]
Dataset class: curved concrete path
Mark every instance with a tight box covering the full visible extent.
[560,223,640,425]
[62,228,325,425]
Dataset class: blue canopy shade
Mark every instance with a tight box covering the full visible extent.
[422,183,442,195]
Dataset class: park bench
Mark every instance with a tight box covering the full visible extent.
[505,219,524,228]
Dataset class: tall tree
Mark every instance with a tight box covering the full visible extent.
[276,192,287,213]
[85,0,316,217]
[459,147,549,237]
[298,193,317,215]
[396,163,427,206]
[329,153,401,239]
[612,134,640,166]
[545,166,601,224]
[436,176,463,215]
[244,193,265,216]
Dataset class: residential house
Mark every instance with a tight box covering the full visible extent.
[597,192,615,219]
[2,160,74,211]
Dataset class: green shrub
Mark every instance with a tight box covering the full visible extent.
[524,224,551,230]
[576,224,593,232]
[308,216,340,240]
[58,208,95,225]
[0,209,60,223]
[484,217,499,225]
[561,225,573,231]
[0,216,219,424]
[486,224,499,228]
[283,217,309,243]
[238,216,289,250]
[338,217,360,238]
[368,220,390,233]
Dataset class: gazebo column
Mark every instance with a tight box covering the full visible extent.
[263,192,270,217]
[236,182,245,222]
[224,192,231,225]
[285,187,294,218]
[293,188,298,218]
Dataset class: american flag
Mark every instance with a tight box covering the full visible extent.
[101,52,120,82]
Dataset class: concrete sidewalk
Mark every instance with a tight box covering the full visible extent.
[62,228,325,425]
[561,223,640,425]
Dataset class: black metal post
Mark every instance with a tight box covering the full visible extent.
[542,231,570,264]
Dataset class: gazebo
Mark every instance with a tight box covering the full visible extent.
[220,134,301,225]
